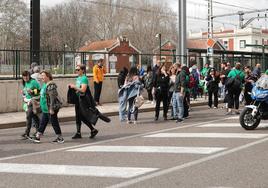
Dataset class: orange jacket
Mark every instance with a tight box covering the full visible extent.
[93,64,106,83]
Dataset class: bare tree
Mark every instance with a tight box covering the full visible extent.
[0,0,28,49]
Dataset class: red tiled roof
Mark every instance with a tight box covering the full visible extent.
[187,39,208,49]
[187,39,224,50]
[79,39,118,51]
[262,29,268,34]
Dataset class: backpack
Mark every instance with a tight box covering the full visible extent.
[189,75,196,88]
[226,71,242,91]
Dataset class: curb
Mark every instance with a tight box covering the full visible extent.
[0,101,209,130]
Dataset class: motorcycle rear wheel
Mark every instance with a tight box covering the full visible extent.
[239,108,260,130]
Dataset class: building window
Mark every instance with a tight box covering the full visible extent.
[240,40,246,49]
[255,40,258,45]
[223,41,228,49]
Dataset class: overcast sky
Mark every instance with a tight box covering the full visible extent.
[37,0,268,31]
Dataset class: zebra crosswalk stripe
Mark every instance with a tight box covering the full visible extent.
[197,123,268,128]
[68,146,226,154]
[144,133,268,139]
[0,163,158,178]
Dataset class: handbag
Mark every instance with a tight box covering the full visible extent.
[134,86,144,108]
[134,95,144,108]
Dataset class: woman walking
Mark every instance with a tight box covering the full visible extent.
[21,70,40,139]
[32,71,64,143]
[69,64,98,139]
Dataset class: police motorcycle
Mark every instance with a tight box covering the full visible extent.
[240,75,268,130]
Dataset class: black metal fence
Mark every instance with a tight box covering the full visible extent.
[0,49,267,80]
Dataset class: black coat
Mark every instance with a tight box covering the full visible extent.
[67,87,79,104]
[206,75,220,93]
[79,87,110,125]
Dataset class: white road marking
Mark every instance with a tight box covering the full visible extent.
[107,137,268,188]
[197,123,240,127]
[198,123,268,128]
[0,117,231,162]
[145,133,268,139]
[0,163,158,178]
[226,116,239,120]
[68,146,226,155]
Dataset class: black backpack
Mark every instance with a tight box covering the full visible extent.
[226,71,242,91]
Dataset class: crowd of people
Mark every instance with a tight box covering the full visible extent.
[20,58,268,143]
[117,61,268,125]
[20,58,108,143]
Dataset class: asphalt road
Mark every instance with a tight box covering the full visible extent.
[0,105,268,188]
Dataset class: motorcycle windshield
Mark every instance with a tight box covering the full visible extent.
[255,75,268,90]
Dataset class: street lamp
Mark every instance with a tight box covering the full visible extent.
[155,33,162,62]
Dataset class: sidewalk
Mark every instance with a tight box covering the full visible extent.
[0,97,209,129]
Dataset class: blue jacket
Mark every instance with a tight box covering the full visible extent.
[118,80,143,102]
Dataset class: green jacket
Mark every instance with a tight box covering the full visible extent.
[201,67,210,77]
[227,69,245,80]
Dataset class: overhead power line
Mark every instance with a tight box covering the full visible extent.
[188,0,256,11]
[79,0,238,26]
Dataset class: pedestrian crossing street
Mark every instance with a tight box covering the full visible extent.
[0,121,268,180]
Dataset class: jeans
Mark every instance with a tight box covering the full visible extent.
[25,104,40,135]
[172,92,184,119]
[118,90,127,121]
[127,96,138,121]
[38,111,62,135]
[94,81,102,103]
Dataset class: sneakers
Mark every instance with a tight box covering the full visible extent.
[90,129,98,139]
[72,133,82,139]
[176,118,184,123]
[225,111,232,115]
[31,136,41,143]
[52,137,65,144]
[21,133,30,140]
[235,111,240,115]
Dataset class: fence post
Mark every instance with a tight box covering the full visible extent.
[15,50,18,80]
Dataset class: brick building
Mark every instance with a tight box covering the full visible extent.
[78,37,141,73]
[153,40,225,68]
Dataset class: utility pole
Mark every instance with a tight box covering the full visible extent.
[207,0,214,67]
[30,0,40,65]
[177,0,187,65]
